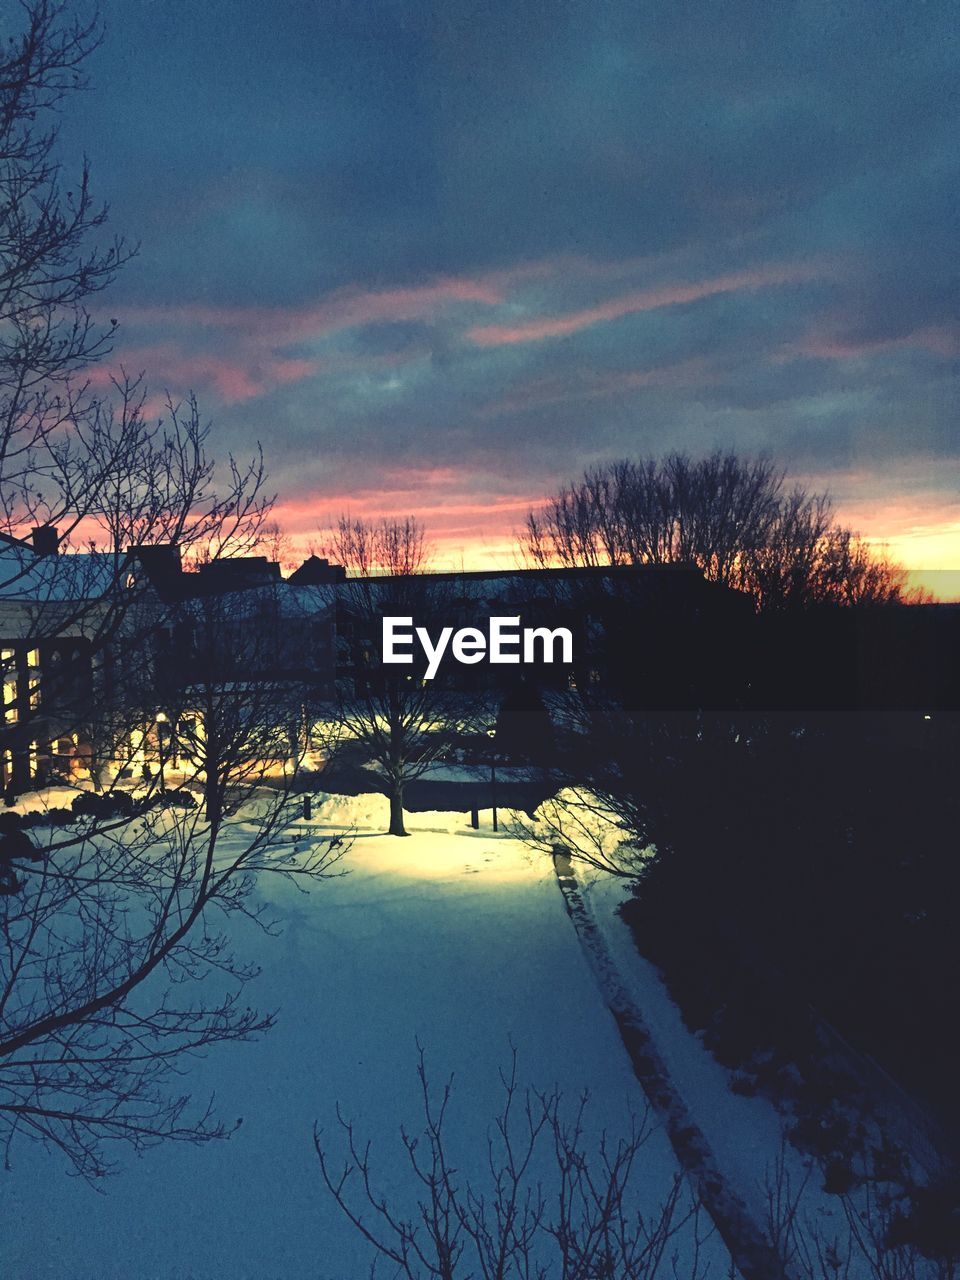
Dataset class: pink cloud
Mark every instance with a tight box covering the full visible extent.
[98,274,515,407]
[112,254,706,351]
[276,491,538,534]
[95,256,826,410]
[467,262,822,347]
[117,275,507,346]
[81,345,320,405]
[788,325,959,361]
[271,357,318,384]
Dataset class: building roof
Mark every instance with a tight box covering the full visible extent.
[288,555,347,585]
[0,543,122,603]
[178,580,336,621]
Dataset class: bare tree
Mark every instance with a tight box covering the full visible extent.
[327,514,431,578]
[0,400,340,1172]
[523,453,916,610]
[334,574,480,837]
[316,1049,713,1279]
[0,556,343,1178]
[328,516,478,837]
[318,1058,955,1280]
[0,379,335,1176]
[2,379,274,793]
[154,580,329,825]
[517,781,654,879]
[257,518,292,573]
[0,1,347,1182]
[762,1140,958,1280]
[524,455,781,581]
[81,378,273,566]
[0,1,264,781]
[0,765,342,1178]
[514,706,728,880]
[0,0,134,542]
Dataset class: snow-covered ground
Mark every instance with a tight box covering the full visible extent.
[0,794,732,1279]
[579,870,938,1280]
[582,872,826,1226]
[3,784,87,815]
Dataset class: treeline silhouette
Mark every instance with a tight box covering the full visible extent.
[523,452,923,609]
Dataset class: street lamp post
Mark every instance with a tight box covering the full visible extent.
[155,712,168,794]
[486,725,498,833]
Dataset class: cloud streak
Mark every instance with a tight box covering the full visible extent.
[467,263,826,347]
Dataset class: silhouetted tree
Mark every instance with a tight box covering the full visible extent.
[0,432,340,1179]
[0,5,336,1179]
[327,513,430,578]
[329,516,478,837]
[0,0,132,543]
[319,1055,959,1278]
[0,519,344,1179]
[0,752,340,1178]
[523,453,915,609]
[0,0,269,767]
[316,1050,710,1279]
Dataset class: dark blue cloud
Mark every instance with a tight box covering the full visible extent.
[47,0,960,567]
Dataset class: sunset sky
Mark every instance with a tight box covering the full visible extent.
[59,0,958,593]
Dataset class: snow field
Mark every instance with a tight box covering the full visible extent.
[1,793,731,1279]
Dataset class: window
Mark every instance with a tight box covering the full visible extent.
[3,675,17,724]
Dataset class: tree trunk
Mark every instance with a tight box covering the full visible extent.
[388,785,407,837]
[205,780,222,829]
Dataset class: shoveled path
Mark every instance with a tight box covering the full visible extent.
[552,851,792,1280]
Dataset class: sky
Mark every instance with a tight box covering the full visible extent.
[53,0,959,588]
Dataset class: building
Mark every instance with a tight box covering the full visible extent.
[287,555,347,586]
[0,531,340,792]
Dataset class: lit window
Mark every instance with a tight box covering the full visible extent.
[27,649,39,669]
[3,678,17,724]
[28,680,40,710]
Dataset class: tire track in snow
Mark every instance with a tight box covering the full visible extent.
[552,851,792,1280]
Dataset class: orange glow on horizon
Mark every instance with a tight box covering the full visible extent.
[46,459,960,602]
[283,504,960,599]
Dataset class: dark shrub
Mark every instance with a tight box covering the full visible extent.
[42,808,74,827]
[71,791,135,819]
[154,790,197,810]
